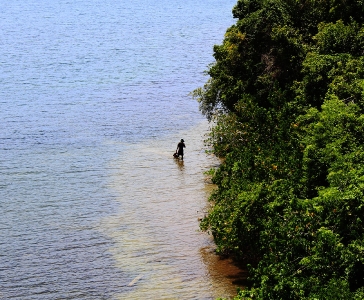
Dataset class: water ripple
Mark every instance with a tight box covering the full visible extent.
[0,0,240,298]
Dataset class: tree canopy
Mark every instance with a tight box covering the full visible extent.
[194,0,364,298]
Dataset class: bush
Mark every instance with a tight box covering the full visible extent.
[195,0,364,298]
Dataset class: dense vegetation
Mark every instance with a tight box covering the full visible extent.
[193,0,364,298]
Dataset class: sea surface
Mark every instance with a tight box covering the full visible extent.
[0,1,244,299]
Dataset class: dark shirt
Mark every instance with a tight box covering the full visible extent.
[177,142,185,154]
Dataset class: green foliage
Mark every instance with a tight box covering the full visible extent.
[314,21,364,55]
[194,0,364,298]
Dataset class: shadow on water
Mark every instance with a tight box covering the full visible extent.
[200,246,250,294]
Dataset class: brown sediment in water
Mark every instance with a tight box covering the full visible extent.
[101,121,248,299]
[200,245,249,297]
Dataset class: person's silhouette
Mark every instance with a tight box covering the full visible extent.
[176,139,186,160]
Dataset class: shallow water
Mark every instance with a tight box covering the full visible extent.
[0,0,245,299]
[101,122,246,299]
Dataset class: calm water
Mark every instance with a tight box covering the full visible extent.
[0,1,243,299]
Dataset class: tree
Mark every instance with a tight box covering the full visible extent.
[194,0,364,298]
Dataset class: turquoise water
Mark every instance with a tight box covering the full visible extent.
[0,1,240,299]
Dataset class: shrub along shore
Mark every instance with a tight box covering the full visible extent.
[194,0,364,298]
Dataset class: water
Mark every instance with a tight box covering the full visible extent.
[0,0,245,299]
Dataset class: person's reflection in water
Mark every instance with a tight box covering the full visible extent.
[175,158,184,171]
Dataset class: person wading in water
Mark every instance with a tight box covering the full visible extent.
[176,139,186,160]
